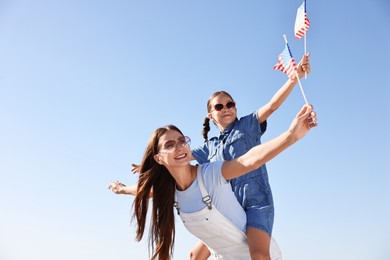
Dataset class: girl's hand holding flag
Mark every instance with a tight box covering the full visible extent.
[274,35,309,105]
[295,52,311,80]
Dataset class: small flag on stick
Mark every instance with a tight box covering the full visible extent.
[274,35,309,105]
[273,39,297,81]
[294,0,310,79]
[294,0,310,40]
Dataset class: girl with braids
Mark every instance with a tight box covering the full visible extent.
[114,54,311,259]
[189,53,311,260]
[109,104,317,260]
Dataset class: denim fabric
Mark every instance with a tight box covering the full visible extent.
[192,111,274,235]
[231,173,274,235]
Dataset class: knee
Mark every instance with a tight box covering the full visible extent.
[189,249,209,260]
[189,249,195,260]
[189,250,200,260]
[189,241,210,260]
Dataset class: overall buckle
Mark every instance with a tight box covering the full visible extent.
[202,195,212,210]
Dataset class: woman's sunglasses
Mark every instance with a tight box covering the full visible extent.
[212,101,236,112]
[158,136,191,154]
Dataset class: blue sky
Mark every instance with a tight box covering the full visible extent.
[0,1,389,259]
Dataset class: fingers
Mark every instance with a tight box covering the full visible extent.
[289,104,318,140]
[130,163,141,174]
[297,104,312,118]
[301,61,310,73]
[308,110,318,126]
[297,104,317,123]
[108,181,124,191]
[108,181,116,189]
[304,107,318,129]
[299,52,311,74]
[302,52,310,62]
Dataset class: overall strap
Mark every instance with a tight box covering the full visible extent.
[196,165,212,210]
[174,193,180,215]
[173,200,180,215]
[173,165,213,215]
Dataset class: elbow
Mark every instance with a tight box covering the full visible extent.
[244,159,262,173]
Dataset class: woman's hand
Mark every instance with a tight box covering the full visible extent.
[108,181,127,194]
[289,104,318,141]
[130,163,140,174]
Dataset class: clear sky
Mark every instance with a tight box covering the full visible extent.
[0,1,389,259]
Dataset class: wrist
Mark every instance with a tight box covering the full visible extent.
[289,75,299,84]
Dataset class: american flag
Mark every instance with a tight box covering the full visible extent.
[294,1,310,40]
[273,43,297,80]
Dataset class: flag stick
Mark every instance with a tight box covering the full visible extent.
[304,0,307,56]
[283,34,309,105]
[295,71,309,105]
[304,34,307,79]
[282,34,289,47]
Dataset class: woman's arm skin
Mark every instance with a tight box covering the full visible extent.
[222,104,317,180]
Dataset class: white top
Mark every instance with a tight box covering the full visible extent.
[175,161,247,232]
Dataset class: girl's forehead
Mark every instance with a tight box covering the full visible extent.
[211,94,232,104]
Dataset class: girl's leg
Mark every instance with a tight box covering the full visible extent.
[246,227,271,260]
[189,240,211,260]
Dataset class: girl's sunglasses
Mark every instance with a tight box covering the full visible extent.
[213,101,236,112]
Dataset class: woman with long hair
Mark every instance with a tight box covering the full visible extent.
[110,104,317,259]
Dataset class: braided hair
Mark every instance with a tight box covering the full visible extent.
[201,117,210,142]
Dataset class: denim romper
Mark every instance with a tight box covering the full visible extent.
[192,111,274,235]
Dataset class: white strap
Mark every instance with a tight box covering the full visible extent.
[196,166,212,210]
[174,166,212,215]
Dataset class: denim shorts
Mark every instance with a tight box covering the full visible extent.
[230,173,274,236]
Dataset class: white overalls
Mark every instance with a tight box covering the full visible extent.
[174,169,250,259]
[174,168,283,260]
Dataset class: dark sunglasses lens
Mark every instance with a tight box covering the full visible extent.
[227,102,235,109]
[214,104,224,111]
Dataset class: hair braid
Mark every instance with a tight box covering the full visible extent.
[202,117,210,142]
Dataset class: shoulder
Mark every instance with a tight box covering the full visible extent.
[235,111,265,135]
[233,112,259,130]
[200,161,223,174]
[199,161,226,185]
[238,111,258,123]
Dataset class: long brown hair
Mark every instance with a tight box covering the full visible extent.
[133,125,184,260]
[202,91,235,142]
